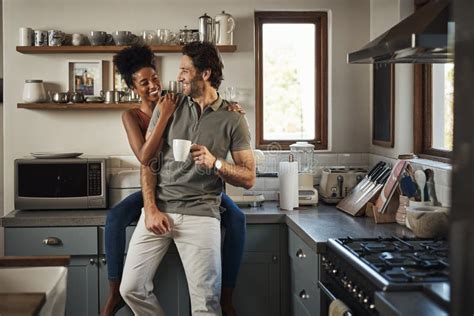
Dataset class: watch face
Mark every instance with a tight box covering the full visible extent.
[215,159,222,170]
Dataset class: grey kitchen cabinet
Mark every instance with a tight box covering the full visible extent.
[5,227,99,316]
[98,226,190,316]
[4,223,287,316]
[288,229,320,316]
[108,224,286,316]
[233,224,286,316]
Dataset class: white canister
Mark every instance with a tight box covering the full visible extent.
[214,11,236,45]
[19,27,33,46]
[22,80,47,103]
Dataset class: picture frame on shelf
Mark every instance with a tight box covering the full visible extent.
[68,60,103,96]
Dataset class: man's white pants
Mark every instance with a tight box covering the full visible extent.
[120,210,222,316]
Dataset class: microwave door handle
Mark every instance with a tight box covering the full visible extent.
[318,281,353,316]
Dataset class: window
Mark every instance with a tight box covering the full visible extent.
[414,1,454,161]
[255,11,328,150]
[414,64,454,160]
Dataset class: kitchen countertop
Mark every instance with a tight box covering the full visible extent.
[2,202,443,315]
[1,201,413,254]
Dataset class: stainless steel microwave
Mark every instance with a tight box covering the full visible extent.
[14,157,107,210]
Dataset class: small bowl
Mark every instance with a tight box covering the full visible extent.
[406,205,450,238]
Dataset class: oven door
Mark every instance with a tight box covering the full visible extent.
[318,280,354,316]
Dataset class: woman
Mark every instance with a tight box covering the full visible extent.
[101,45,245,316]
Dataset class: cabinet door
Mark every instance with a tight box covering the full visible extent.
[66,256,99,316]
[233,252,280,316]
[5,227,99,316]
[292,293,312,316]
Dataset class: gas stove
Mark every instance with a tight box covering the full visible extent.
[319,237,449,315]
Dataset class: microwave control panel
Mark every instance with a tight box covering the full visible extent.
[88,163,102,196]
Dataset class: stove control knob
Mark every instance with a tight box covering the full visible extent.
[369,304,375,310]
[358,291,365,301]
[331,268,338,275]
[347,282,353,290]
[363,296,369,304]
[322,256,326,262]
[341,276,348,286]
[352,286,358,294]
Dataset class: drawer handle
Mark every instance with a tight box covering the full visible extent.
[42,237,62,246]
[299,289,310,300]
[296,249,306,259]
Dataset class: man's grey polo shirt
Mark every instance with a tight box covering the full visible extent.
[147,95,251,219]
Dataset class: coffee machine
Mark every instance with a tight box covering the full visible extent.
[289,142,318,205]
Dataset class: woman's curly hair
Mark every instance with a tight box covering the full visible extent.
[113,45,156,89]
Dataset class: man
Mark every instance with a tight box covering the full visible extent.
[120,42,256,316]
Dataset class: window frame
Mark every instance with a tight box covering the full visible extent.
[254,11,328,150]
[413,0,452,162]
[414,64,452,162]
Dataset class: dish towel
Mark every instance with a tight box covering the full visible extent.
[329,299,352,316]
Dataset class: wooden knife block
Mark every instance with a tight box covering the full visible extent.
[371,190,399,224]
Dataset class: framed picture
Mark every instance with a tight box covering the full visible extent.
[113,56,162,92]
[372,64,395,148]
[68,60,103,96]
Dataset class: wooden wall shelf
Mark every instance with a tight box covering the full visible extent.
[16,45,237,54]
[18,103,139,110]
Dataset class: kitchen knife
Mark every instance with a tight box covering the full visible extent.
[361,166,390,194]
[342,164,390,210]
[361,169,392,207]
[347,162,382,195]
[354,166,391,204]
[356,162,386,192]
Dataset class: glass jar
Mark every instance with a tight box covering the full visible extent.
[289,141,315,173]
[22,79,47,103]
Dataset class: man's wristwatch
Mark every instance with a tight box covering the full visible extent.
[214,159,223,173]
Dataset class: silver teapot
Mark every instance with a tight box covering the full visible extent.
[68,90,85,103]
[48,91,69,103]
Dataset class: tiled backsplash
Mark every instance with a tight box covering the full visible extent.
[107,152,452,206]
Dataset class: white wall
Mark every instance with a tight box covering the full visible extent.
[1,1,4,255]
[3,0,371,213]
[370,0,414,159]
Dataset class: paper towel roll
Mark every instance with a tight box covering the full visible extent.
[279,161,299,210]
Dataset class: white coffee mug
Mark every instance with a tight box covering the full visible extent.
[173,139,192,162]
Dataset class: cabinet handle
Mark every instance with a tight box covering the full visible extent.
[89,258,97,265]
[272,255,278,263]
[101,258,107,264]
[299,290,310,300]
[296,249,306,259]
[42,237,62,246]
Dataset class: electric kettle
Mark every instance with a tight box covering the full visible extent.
[215,11,236,45]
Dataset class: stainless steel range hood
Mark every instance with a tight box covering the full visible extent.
[348,0,453,64]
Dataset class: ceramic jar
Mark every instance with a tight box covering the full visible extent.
[22,80,47,103]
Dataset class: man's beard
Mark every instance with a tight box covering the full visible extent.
[188,74,205,98]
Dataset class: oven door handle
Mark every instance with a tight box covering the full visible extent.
[318,281,353,316]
